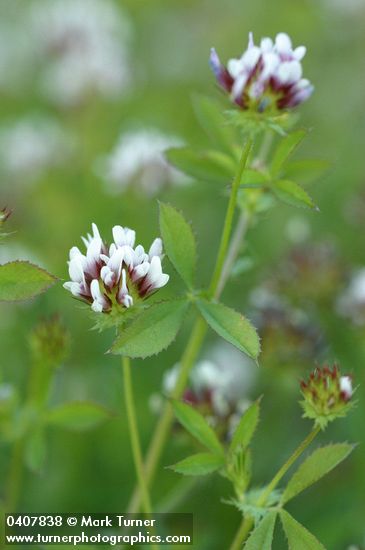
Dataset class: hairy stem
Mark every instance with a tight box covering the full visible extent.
[215,211,249,299]
[229,425,321,550]
[127,139,252,513]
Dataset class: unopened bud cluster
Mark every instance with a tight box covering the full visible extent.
[300,364,354,428]
[29,315,70,367]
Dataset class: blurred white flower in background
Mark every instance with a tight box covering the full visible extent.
[285,216,311,245]
[100,129,188,196]
[0,20,35,93]
[151,343,257,438]
[0,115,73,185]
[323,0,365,13]
[336,269,365,325]
[30,0,132,106]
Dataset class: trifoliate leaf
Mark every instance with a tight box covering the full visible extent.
[229,399,261,455]
[272,179,317,210]
[281,443,354,505]
[159,202,197,288]
[168,452,225,476]
[0,261,57,301]
[173,400,224,455]
[46,402,112,431]
[271,129,307,176]
[111,299,189,358]
[244,511,277,550]
[197,300,260,360]
[280,510,326,549]
[165,147,235,184]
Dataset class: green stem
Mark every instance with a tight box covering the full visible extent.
[5,437,25,512]
[127,139,252,513]
[127,317,207,512]
[122,357,154,519]
[229,425,321,550]
[209,140,252,297]
[215,210,249,299]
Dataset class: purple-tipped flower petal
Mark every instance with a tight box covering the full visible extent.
[210,31,313,111]
[64,223,169,314]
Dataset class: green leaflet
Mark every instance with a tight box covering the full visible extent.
[240,168,269,189]
[272,179,317,210]
[0,261,57,301]
[168,452,225,476]
[282,443,354,504]
[173,400,224,455]
[197,299,260,360]
[229,399,261,455]
[244,511,277,550]
[165,147,235,184]
[111,299,189,358]
[280,510,326,549]
[46,402,112,431]
[24,428,47,473]
[159,202,197,288]
[192,94,237,155]
[283,158,329,184]
[271,129,307,176]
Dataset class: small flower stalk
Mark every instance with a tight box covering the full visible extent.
[63,223,169,315]
[210,32,313,112]
[300,364,354,428]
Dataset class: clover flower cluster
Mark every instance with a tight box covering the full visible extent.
[102,128,187,196]
[29,315,70,368]
[210,32,313,111]
[31,0,131,106]
[0,116,73,185]
[153,344,256,439]
[64,223,169,314]
[300,365,354,428]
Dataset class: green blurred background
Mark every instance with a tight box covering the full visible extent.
[0,0,364,548]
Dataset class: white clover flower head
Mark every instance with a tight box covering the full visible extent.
[210,32,313,112]
[63,223,169,314]
[162,343,256,421]
[0,115,73,184]
[101,129,188,196]
[31,0,132,106]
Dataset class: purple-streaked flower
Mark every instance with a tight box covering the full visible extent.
[210,32,313,111]
[63,223,169,314]
[100,128,188,196]
[300,364,354,428]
